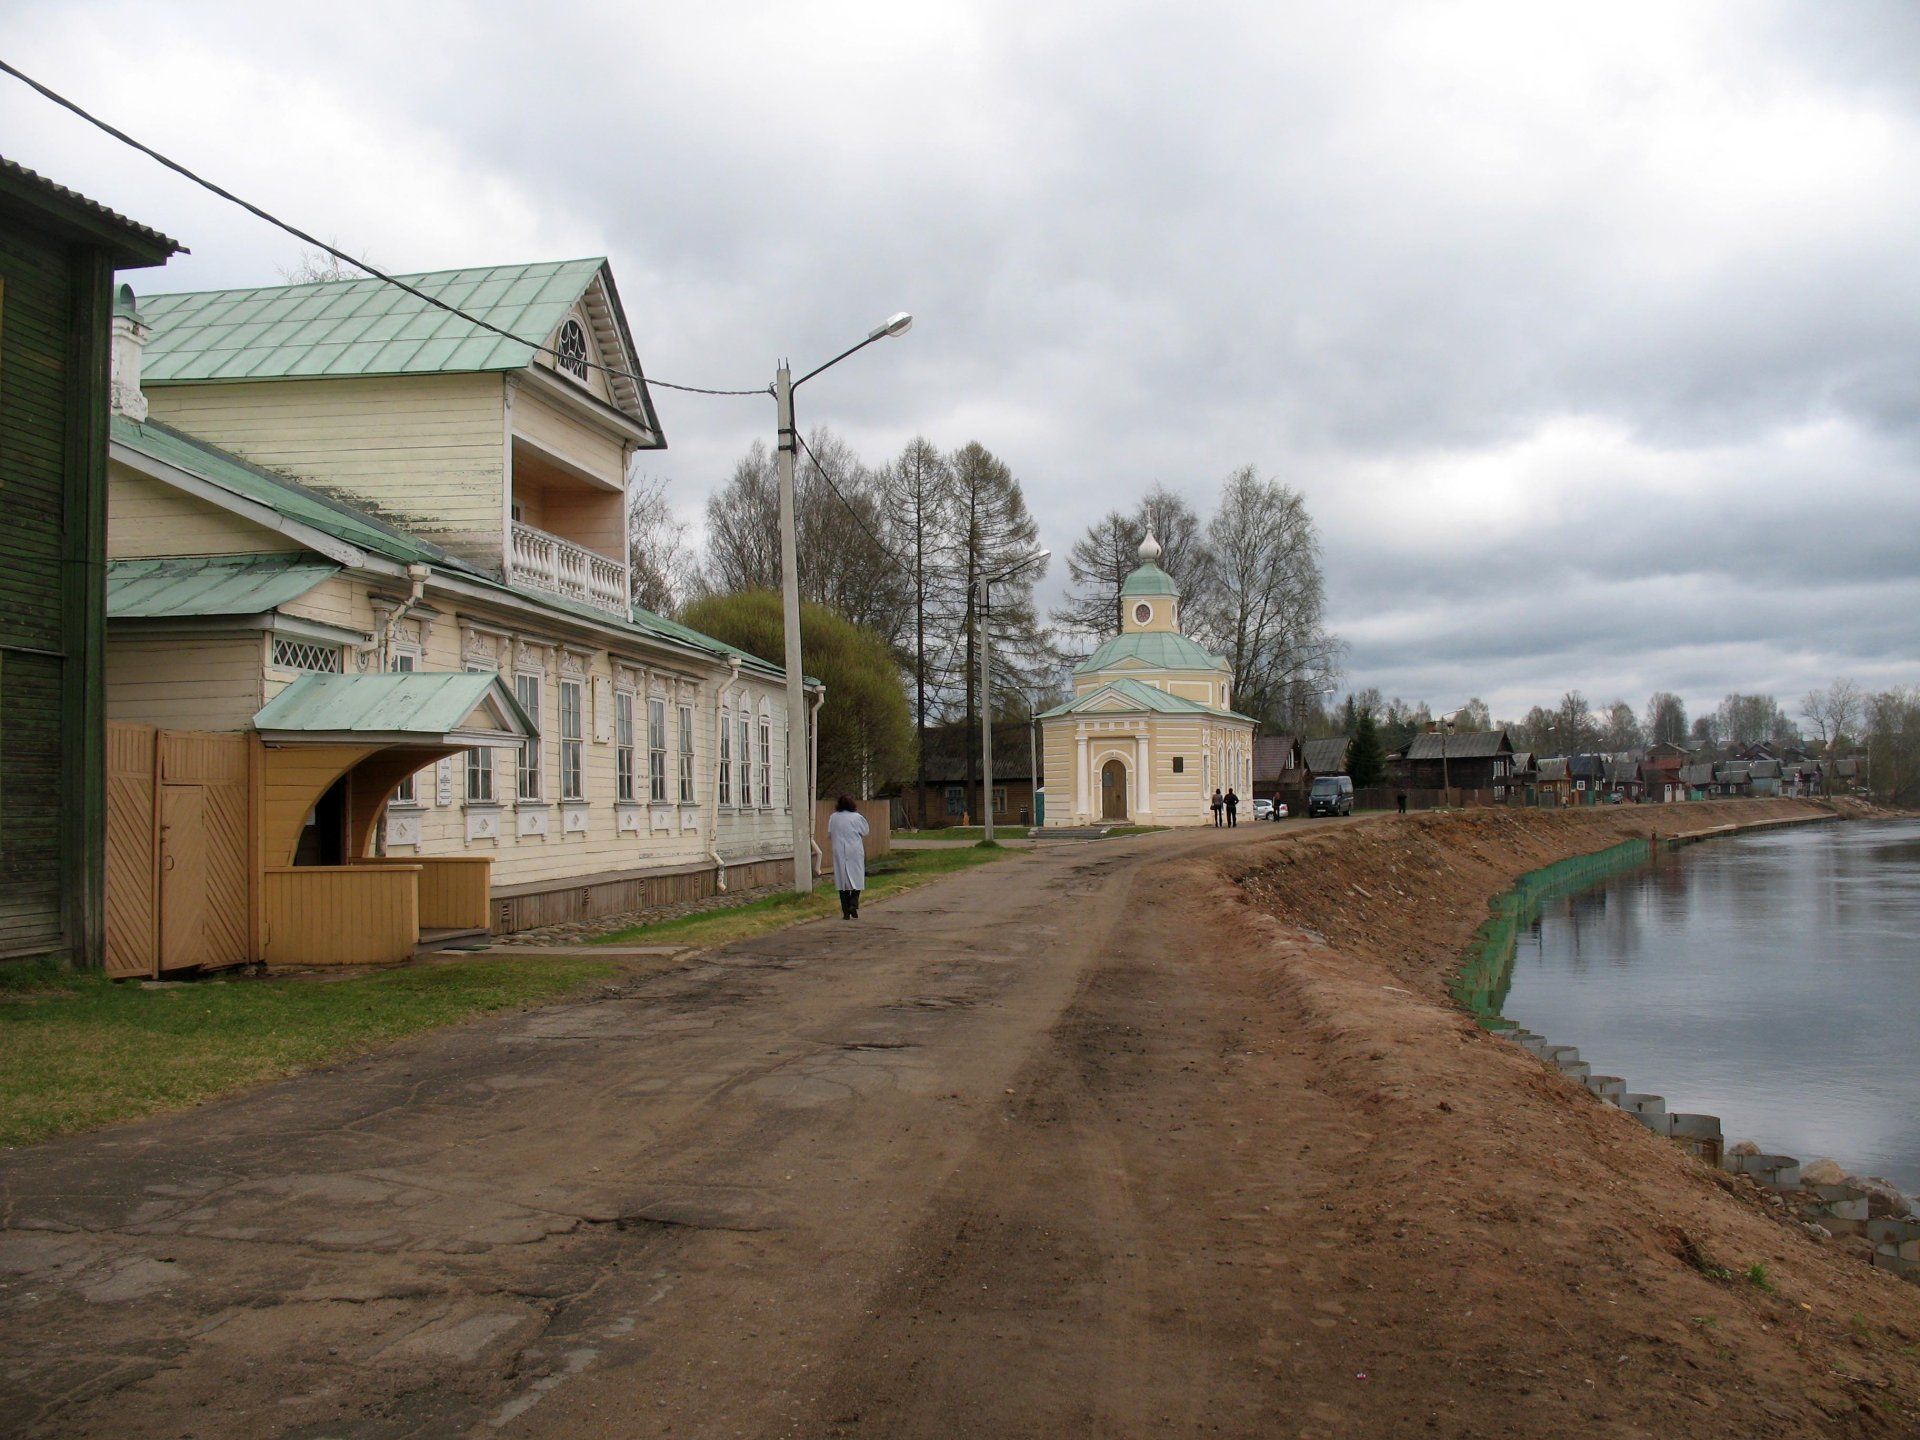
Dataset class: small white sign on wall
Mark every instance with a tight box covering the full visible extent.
[436,758,454,806]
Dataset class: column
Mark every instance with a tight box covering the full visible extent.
[1076,730,1090,822]
[1137,728,1152,815]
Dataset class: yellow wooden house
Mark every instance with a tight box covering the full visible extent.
[1039,535,1256,826]
[100,261,815,974]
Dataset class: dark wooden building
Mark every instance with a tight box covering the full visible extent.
[0,160,178,965]
[1401,728,1515,793]
[892,719,1040,829]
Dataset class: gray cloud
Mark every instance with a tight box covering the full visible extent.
[4,0,1916,720]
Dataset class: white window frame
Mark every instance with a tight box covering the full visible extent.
[271,637,343,674]
[614,689,636,804]
[677,703,695,804]
[758,717,771,810]
[466,663,496,804]
[391,649,420,803]
[555,317,591,385]
[647,696,668,803]
[739,714,753,807]
[718,711,733,806]
[560,679,584,802]
[515,672,543,801]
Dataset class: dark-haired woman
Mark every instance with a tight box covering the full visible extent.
[827,795,870,919]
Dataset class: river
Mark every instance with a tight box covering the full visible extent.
[1498,818,1920,1195]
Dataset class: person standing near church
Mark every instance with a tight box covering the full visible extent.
[1210,788,1225,826]
[827,796,870,919]
[1225,787,1240,827]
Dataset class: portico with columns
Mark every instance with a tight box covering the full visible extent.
[1040,535,1257,827]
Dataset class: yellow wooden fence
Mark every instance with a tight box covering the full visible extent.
[263,865,419,967]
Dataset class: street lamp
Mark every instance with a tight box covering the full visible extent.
[977,549,1051,843]
[774,312,913,894]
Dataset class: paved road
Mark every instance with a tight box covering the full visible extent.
[0,819,1346,1439]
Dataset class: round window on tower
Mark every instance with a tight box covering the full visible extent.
[1134,602,1153,625]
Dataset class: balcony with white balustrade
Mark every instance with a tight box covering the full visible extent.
[506,520,629,618]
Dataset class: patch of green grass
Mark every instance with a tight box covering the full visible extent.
[593,844,1017,949]
[0,955,624,1149]
[1745,1262,1774,1291]
[1102,824,1170,836]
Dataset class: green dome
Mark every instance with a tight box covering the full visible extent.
[1119,561,1179,598]
[1118,533,1179,598]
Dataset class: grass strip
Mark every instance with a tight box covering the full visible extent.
[0,954,624,1149]
[592,843,1017,949]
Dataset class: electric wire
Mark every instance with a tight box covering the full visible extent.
[794,429,918,576]
[0,56,769,399]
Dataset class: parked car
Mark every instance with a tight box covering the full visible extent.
[1306,774,1354,817]
[1252,798,1274,820]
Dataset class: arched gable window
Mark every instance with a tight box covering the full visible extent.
[555,318,590,383]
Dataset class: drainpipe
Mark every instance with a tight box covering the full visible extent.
[808,684,827,877]
[358,564,431,671]
[709,655,740,889]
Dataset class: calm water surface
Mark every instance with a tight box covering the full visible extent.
[1502,819,1920,1194]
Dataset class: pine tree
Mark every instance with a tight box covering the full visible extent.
[1347,709,1386,790]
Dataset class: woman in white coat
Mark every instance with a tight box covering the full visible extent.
[826,795,870,919]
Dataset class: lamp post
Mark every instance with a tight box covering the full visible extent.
[977,549,1050,843]
[774,311,912,893]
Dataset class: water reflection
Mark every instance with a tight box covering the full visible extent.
[1500,820,1920,1194]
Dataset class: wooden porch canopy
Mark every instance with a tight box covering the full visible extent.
[252,671,535,865]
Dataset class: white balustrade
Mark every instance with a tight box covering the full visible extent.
[508,521,630,618]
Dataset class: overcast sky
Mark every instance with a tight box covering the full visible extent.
[6,1,1917,723]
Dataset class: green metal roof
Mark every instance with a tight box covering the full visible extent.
[1074,629,1227,675]
[113,416,812,687]
[135,259,607,384]
[112,415,450,568]
[107,553,339,618]
[1119,561,1180,598]
[254,671,535,740]
[1040,677,1252,722]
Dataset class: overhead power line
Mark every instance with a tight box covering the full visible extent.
[795,429,916,575]
[0,56,769,399]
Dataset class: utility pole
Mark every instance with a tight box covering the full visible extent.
[979,576,995,842]
[774,363,811,894]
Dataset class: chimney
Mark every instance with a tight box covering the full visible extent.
[110,283,150,422]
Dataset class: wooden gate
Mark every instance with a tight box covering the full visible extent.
[105,723,254,977]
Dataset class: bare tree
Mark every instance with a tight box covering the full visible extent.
[1053,484,1213,645]
[1600,699,1643,751]
[1189,466,1339,724]
[278,246,364,285]
[699,429,912,644]
[876,437,963,821]
[1644,691,1688,747]
[1716,693,1789,748]
[625,474,697,616]
[1801,679,1864,755]
[1054,511,1138,642]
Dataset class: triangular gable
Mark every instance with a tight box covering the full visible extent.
[253,671,537,750]
[537,265,661,440]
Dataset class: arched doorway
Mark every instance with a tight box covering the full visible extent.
[1100,757,1129,820]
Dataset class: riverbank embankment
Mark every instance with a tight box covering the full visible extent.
[1225,798,1920,1436]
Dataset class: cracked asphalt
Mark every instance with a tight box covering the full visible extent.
[0,823,1327,1439]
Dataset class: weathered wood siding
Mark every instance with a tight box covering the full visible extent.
[108,634,264,730]
[352,854,491,930]
[0,198,113,963]
[107,463,299,557]
[146,374,507,570]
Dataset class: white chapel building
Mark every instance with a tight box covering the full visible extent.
[1039,536,1257,826]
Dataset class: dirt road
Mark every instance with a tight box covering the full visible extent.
[5,805,1919,1438]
